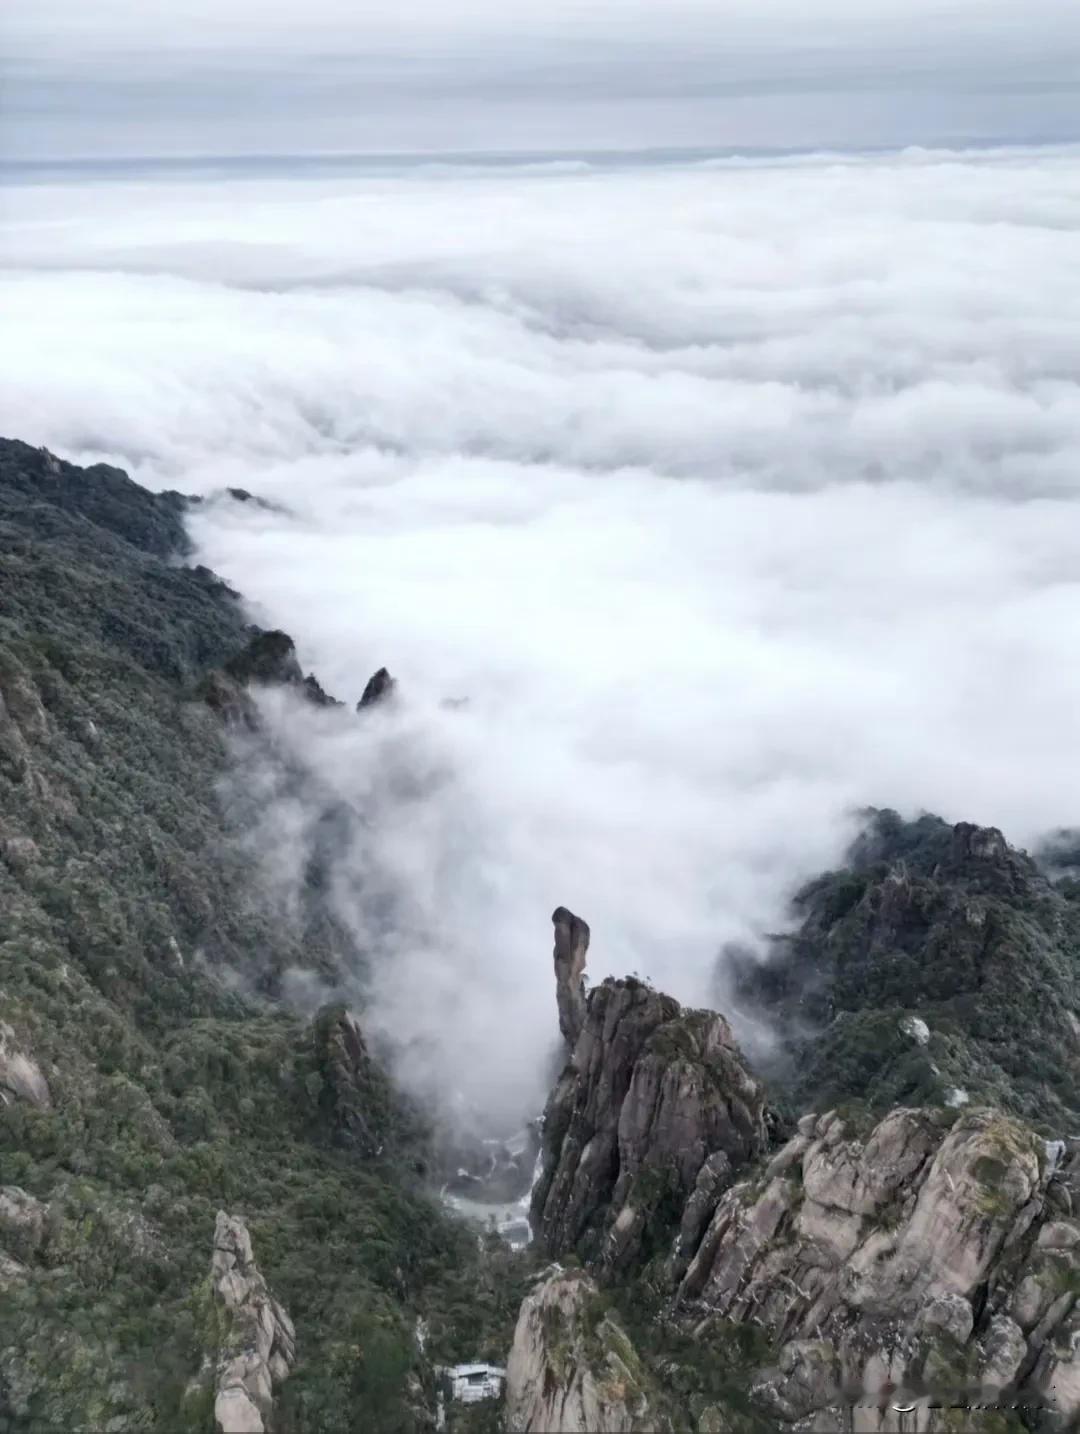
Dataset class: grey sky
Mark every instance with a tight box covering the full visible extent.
[4,0,1080,159]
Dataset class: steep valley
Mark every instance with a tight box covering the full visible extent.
[3,437,1080,1433]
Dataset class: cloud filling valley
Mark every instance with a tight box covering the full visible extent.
[3,145,1080,1125]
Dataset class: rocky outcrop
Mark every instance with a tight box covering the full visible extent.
[312,1003,383,1155]
[219,630,341,711]
[735,809,1080,1131]
[532,966,769,1270]
[672,1104,1080,1429]
[0,1187,48,1278]
[208,1212,296,1434]
[552,906,589,1048]
[357,666,396,710]
[204,630,341,726]
[0,1022,51,1109]
[505,1269,669,1433]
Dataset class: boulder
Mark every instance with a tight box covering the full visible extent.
[505,1269,668,1433]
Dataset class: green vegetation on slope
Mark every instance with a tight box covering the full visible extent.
[734,808,1080,1133]
[0,439,521,1432]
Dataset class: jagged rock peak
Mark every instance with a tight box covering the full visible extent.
[552,905,590,1049]
[357,666,396,711]
[206,630,342,724]
[208,1211,296,1433]
[532,967,768,1271]
[505,1268,670,1433]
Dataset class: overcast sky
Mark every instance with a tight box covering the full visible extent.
[4,0,1080,160]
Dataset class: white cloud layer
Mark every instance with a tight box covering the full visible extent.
[2,145,1080,1124]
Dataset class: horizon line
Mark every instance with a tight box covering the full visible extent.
[3,133,1080,175]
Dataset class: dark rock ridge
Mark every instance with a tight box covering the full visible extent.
[735,807,1080,1132]
[209,629,342,723]
[310,1001,414,1158]
[357,665,396,711]
[532,914,769,1273]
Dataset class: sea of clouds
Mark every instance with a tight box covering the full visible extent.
[2,144,1080,1124]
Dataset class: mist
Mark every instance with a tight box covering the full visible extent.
[3,145,1080,1127]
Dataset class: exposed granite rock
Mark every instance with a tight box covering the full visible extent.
[552,906,590,1049]
[0,1021,51,1109]
[672,1104,1080,1428]
[505,1269,669,1433]
[532,963,768,1270]
[357,666,396,711]
[208,1212,296,1434]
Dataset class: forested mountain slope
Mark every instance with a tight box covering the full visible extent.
[0,438,521,1432]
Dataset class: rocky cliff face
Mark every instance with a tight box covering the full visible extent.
[532,918,769,1273]
[505,1269,669,1433]
[672,1104,1080,1429]
[516,873,1080,1432]
[204,1212,296,1434]
[553,907,590,1050]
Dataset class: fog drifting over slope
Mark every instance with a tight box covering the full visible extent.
[3,146,1080,1124]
